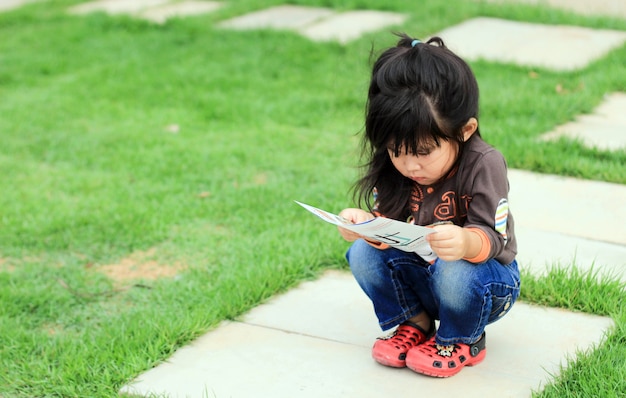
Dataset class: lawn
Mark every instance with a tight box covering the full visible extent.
[0,0,624,396]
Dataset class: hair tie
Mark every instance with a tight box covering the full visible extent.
[411,39,421,47]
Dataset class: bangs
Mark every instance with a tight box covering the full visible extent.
[367,90,450,156]
[387,110,444,156]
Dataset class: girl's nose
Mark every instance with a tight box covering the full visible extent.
[405,157,422,171]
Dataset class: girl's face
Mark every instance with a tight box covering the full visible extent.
[387,118,478,186]
[387,140,459,186]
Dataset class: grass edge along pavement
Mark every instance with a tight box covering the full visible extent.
[520,266,625,397]
[0,0,625,397]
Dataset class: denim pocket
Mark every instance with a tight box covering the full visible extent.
[489,293,513,321]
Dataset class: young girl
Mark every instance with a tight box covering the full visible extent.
[338,34,520,378]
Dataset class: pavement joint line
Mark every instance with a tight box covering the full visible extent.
[240,320,369,347]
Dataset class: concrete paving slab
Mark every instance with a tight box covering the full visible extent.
[242,269,380,346]
[217,5,335,30]
[218,6,406,44]
[138,1,223,24]
[435,17,626,71]
[541,92,626,150]
[0,0,38,12]
[485,0,626,19]
[299,10,407,44]
[68,0,172,15]
[516,225,626,283]
[508,169,626,246]
[121,270,615,398]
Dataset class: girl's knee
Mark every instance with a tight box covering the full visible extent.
[346,239,392,284]
[432,259,475,286]
[347,240,381,270]
[431,259,481,306]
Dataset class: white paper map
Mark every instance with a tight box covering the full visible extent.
[295,201,436,262]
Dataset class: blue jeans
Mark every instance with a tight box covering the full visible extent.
[347,239,521,345]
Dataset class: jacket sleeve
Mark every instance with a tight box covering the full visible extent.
[462,150,512,263]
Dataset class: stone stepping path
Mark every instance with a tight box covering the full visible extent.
[0,0,35,11]
[486,0,626,19]
[67,0,224,23]
[120,270,615,398]
[64,3,626,72]
[7,2,626,67]
[509,169,626,283]
[68,0,171,15]
[217,5,407,44]
[297,10,406,43]
[436,17,626,71]
[1,1,624,396]
[541,92,626,150]
[218,4,335,31]
[66,1,407,38]
[138,1,222,24]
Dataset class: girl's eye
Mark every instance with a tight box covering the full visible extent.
[387,146,433,157]
[387,148,430,157]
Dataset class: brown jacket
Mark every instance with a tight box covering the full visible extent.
[374,135,517,265]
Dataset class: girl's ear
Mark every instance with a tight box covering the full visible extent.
[462,117,478,141]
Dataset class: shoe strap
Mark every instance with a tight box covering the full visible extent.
[468,332,486,357]
[401,320,435,339]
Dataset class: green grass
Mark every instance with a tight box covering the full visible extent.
[0,0,624,396]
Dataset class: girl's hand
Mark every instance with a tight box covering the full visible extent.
[426,224,480,261]
[337,208,375,242]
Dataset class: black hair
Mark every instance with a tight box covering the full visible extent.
[354,33,480,220]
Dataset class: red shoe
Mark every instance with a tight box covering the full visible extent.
[372,321,435,368]
[406,333,486,377]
